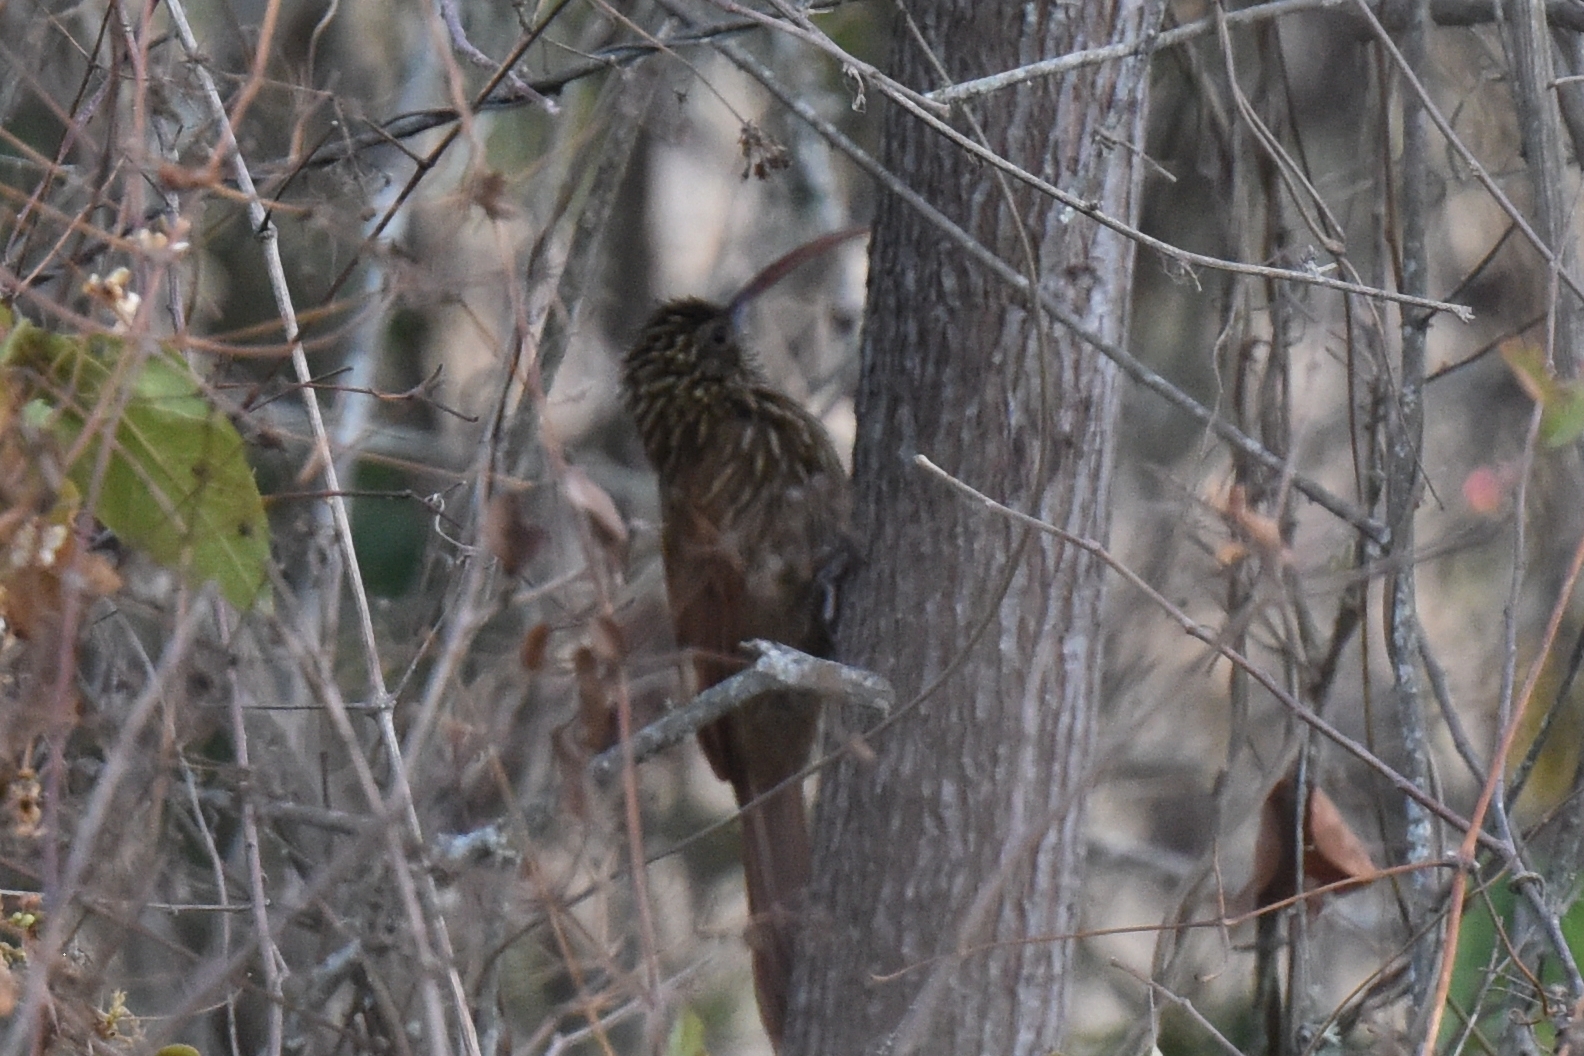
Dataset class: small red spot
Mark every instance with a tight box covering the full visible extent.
[1463,466,1508,515]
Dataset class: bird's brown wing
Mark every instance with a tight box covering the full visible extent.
[660,495,816,1048]
[658,403,843,1049]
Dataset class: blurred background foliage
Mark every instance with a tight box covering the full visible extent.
[2,1,1584,1055]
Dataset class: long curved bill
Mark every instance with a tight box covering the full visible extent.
[725,226,869,324]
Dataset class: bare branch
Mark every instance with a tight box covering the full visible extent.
[927,0,1584,104]
[912,453,1491,853]
[712,31,1390,542]
[588,642,894,785]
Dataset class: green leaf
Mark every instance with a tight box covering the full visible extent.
[2,318,271,611]
[1499,339,1584,447]
[1500,340,1554,405]
[2,318,121,408]
[1447,880,1584,1046]
[1445,883,1504,1042]
[1541,384,1584,447]
[666,1008,708,1056]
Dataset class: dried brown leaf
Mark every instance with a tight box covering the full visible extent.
[573,646,616,752]
[1305,784,1378,887]
[520,622,552,671]
[484,493,547,576]
[1223,483,1287,560]
[1247,774,1378,912]
[563,466,628,555]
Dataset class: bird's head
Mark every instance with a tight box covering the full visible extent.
[624,298,753,392]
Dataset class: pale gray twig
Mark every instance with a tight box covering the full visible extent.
[588,642,894,784]
[274,609,476,1056]
[432,824,521,869]
[1114,963,1248,1056]
[538,998,646,1056]
[927,0,1340,103]
[702,0,1471,322]
[711,0,950,115]
[1386,0,1437,1007]
[437,0,558,112]
[225,617,286,1056]
[928,0,1584,104]
[1416,630,1486,782]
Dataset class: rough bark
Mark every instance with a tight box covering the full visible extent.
[784,3,1158,1054]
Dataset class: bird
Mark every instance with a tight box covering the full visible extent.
[621,229,860,1047]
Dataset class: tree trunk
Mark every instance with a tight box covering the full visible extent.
[785,4,1159,1054]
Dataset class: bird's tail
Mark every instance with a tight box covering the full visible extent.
[735,770,812,1050]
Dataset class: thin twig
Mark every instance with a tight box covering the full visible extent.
[1,597,210,1056]
[1416,479,1584,1056]
[710,33,1389,543]
[1416,629,1486,782]
[437,0,558,111]
[911,454,1494,852]
[725,0,1473,323]
[160,1,473,1050]
[1385,0,1437,1010]
[270,609,465,1056]
[928,0,1341,103]
[925,0,1584,105]
[1348,0,1584,309]
[225,612,285,1056]
[149,810,395,1051]
[712,0,949,115]
[1115,963,1249,1056]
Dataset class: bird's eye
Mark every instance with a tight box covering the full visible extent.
[703,320,732,350]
